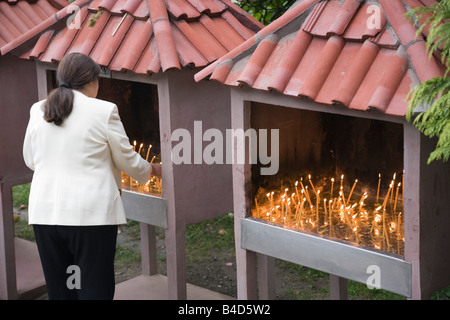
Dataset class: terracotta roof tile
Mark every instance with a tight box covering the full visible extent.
[237,34,280,87]
[0,0,61,49]
[196,0,445,117]
[167,0,200,21]
[268,30,312,93]
[332,40,379,106]
[1,0,262,74]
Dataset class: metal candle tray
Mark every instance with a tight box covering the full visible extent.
[241,217,412,297]
[122,189,168,229]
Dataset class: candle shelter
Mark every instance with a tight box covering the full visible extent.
[196,0,450,299]
[1,0,262,299]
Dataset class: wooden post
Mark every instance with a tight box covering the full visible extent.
[232,93,259,299]
[329,274,348,300]
[257,254,276,299]
[140,223,158,276]
[0,182,18,300]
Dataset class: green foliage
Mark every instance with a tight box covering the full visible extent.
[406,0,450,72]
[407,78,450,163]
[406,0,450,164]
[236,0,297,25]
[88,9,103,27]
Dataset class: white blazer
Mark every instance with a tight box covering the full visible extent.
[23,90,151,226]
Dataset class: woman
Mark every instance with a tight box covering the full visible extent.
[23,53,158,299]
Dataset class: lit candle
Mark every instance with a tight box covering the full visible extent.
[308,174,317,195]
[271,191,274,210]
[393,182,401,212]
[328,200,333,228]
[150,155,156,163]
[138,142,143,155]
[397,212,401,254]
[402,170,405,205]
[382,182,393,211]
[297,199,305,228]
[266,193,271,210]
[383,209,391,249]
[376,173,381,204]
[340,174,344,190]
[347,179,358,204]
[304,186,312,208]
[390,173,397,205]
[291,193,297,206]
[340,187,346,207]
[146,144,152,161]
[295,181,301,203]
[359,192,367,210]
[316,190,320,222]
[299,178,307,196]
[133,140,136,151]
[330,178,334,199]
[286,198,291,223]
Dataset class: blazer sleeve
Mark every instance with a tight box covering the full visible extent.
[23,104,36,171]
[106,105,151,184]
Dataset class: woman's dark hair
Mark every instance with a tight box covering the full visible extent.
[44,52,101,125]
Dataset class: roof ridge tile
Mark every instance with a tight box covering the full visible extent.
[148,0,181,71]
[303,0,327,33]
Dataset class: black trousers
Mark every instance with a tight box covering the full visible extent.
[33,224,118,300]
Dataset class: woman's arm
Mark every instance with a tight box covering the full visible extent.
[106,105,151,184]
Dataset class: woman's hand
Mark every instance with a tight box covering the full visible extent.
[150,163,162,179]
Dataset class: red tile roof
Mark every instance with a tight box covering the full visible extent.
[195,0,446,117]
[0,0,66,49]
[0,0,263,74]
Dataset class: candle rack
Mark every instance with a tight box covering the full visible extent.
[252,172,404,256]
[121,141,162,197]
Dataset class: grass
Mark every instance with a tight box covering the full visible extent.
[185,213,235,264]
[182,213,407,299]
[12,183,30,208]
[11,183,450,300]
